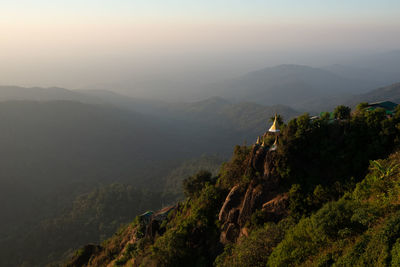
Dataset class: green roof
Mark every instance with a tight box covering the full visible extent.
[368,101,398,111]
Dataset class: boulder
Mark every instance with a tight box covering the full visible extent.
[218,185,241,221]
[226,208,240,223]
[250,145,267,173]
[220,223,239,244]
[262,193,289,222]
[238,183,264,227]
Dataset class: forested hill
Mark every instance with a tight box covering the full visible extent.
[0,98,298,266]
[67,103,400,267]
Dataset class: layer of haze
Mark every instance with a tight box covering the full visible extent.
[1,0,400,99]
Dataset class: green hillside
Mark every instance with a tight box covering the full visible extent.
[67,103,400,266]
[0,184,175,267]
[0,98,297,266]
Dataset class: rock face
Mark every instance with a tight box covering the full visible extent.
[219,144,285,243]
[262,193,289,222]
[219,185,241,222]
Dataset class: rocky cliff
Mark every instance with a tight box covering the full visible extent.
[65,143,290,267]
[218,144,288,243]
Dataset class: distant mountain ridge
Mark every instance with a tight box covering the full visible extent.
[300,82,400,113]
[0,86,100,103]
[217,64,378,108]
[0,85,300,133]
[160,96,298,133]
[348,82,400,105]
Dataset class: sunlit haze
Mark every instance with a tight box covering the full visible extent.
[3,2,400,265]
[1,0,400,99]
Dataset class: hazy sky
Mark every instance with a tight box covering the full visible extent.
[1,0,400,97]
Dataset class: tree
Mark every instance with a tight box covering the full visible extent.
[182,170,213,197]
[320,112,332,121]
[356,102,369,112]
[333,105,351,120]
[269,114,284,127]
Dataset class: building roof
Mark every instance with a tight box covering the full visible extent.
[368,101,398,111]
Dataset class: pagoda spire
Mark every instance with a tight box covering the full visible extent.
[270,136,278,151]
[256,136,261,145]
[269,114,280,133]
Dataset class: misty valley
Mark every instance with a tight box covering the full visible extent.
[1,54,400,266]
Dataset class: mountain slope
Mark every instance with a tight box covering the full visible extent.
[160,96,299,134]
[0,96,299,266]
[322,64,399,86]
[296,82,400,113]
[347,82,400,106]
[67,104,400,266]
[0,183,176,267]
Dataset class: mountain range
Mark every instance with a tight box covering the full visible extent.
[0,88,299,266]
[1,58,400,265]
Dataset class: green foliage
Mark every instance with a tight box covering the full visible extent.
[353,153,400,207]
[215,223,285,267]
[333,105,351,119]
[320,111,332,121]
[59,103,400,267]
[218,145,252,190]
[182,170,213,198]
[136,104,400,267]
[270,102,400,218]
[268,198,380,266]
[1,183,173,267]
[356,102,369,112]
[150,183,224,266]
[265,151,400,266]
[250,209,269,227]
[163,155,223,197]
[269,114,284,127]
[391,239,400,266]
[334,211,400,266]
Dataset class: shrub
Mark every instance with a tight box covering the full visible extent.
[333,105,351,120]
[215,223,284,267]
[182,170,213,198]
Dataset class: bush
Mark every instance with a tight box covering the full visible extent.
[215,223,284,267]
[182,170,213,198]
[333,105,351,120]
[268,199,371,266]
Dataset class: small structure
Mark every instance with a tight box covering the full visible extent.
[270,137,278,151]
[139,211,154,225]
[254,113,282,149]
[153,205,176,221]
[269,114,280,133]
[366,101,398,115]
[268,114,280,151]
[256,136,261,145]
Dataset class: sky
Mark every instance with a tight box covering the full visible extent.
[1,0,400,97]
